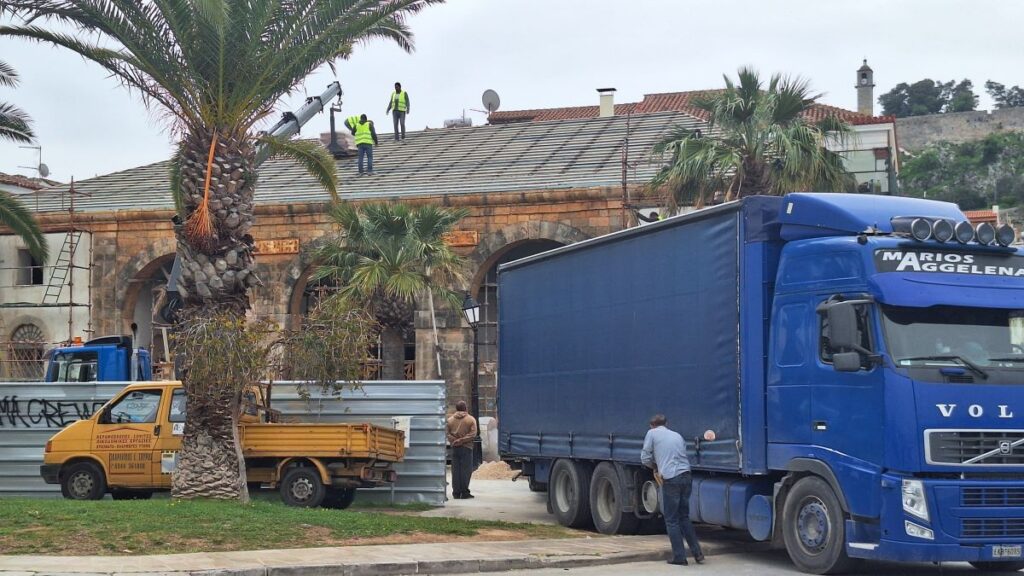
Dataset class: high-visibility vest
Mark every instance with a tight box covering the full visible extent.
[354,121,374,146]
[391,91,408,112]
[345,115,360,130]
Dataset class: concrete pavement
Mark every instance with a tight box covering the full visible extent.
[417,478,554,525]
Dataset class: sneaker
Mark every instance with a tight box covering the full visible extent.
[695,555,705,564]
[367,171,374,176]
[463,493,475,499]
[667,559,688,566]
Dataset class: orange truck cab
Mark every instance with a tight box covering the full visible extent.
[41,381,404,508]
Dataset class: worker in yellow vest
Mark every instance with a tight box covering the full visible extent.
[353,114,379,176]
[344,114,361,133]
[385,81,410,142]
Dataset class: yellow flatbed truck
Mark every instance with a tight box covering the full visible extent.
[40,381,405,508]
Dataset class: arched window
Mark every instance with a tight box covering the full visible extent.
[7,323,46,381]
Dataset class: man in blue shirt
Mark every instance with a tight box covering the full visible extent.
[642,414,705,566]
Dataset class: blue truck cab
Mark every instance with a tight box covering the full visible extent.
[43,335,152,382]
[498,193,1024,574]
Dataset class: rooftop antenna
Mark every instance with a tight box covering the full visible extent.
[18,145,50,178]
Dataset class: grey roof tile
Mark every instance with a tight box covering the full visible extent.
[28,111,699,214]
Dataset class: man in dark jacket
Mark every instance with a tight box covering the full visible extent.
[447,400,477,499]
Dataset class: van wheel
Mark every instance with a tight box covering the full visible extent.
[589,462,640,535]
[323,488,357,510]
[280,467,326,507]
[61,462,106,500]
[782,476,857,574]
[548,459,593,529]
[970,561,1024,572]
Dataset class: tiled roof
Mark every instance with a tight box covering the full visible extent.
[964,209,998,223]
[0,172,59,191]
[489,90,895,127]
[27,111,702,214]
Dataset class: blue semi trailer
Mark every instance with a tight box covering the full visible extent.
[498,193,1024,573]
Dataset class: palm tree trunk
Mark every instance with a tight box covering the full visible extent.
[380,327,406,380]
[170,129,258,501]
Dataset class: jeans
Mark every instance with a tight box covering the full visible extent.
[357,144,373,173]
[661,472,703,562]
[392,110,406,140]
[451,445,473,497]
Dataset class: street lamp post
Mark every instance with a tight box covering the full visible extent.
[461,292,482,468]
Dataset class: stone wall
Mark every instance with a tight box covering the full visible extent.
[897,107,1024,152]
[30,185,635,416]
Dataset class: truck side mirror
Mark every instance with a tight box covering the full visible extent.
[832,351,862,372]
[827,302,859,351]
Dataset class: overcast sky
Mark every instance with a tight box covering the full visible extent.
[1,0,1022,182]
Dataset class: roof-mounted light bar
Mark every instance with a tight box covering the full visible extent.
[897,217,1016,247]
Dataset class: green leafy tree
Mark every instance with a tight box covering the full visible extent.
[313,203,468,380]
[649,67,855,209]
[0,59,48,262]
[900,132,1024,209]
[879,79,978,117]
[1,0,441,501]
[985,81,1024,109]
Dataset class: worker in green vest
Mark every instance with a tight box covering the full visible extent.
[353,114,379,176]
[385,81,410,142]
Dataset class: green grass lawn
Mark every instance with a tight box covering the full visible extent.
[0,498,572,556]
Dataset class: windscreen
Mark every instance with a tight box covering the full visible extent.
[882,305,1024,370]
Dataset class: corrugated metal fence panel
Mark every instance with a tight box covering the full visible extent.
[0,380,447,505]
[0,381,128,497]
[272,380,447,505]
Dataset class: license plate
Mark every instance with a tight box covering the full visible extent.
[993,545,1022,558]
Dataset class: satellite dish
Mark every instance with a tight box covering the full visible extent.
[38,163,50,178]
[482,89,501,113]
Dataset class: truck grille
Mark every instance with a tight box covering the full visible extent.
[963,487,1024,507]
[962,518,1024,538]
[927,430,1024,466]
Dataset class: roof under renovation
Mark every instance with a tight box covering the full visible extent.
[26,111,701,215]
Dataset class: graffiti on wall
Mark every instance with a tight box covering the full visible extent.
[0,396,106,428]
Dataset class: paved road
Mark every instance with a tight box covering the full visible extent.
[446,548,986,575]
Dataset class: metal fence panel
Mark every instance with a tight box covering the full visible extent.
[0,380,446,505]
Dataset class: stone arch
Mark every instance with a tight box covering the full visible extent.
[468,221,590,296]
[119,253,176,365]
[4,319,48,380]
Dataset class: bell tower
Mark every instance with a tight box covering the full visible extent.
[856,59,875,116]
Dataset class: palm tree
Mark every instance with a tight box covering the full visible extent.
[313,203,468,380]
[0,59,48,262]
[649,67,857,210]
[1,0,441,501]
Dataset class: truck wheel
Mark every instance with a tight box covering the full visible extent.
[61,462,106,500]
[970,561,1024,572]
[548,459,593,529]
[323,488,357,510]
[589,462,640,535]
[782,476,857,575]
[280,467,326,508]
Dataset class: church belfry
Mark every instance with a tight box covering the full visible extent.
[857,59,875,116]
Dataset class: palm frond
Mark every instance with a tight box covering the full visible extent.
[0,59,20,88]
[0,101,35,143]
[0,191,49,262]
[256,134,338,201]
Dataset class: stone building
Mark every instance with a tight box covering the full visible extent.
[1,87,895,412]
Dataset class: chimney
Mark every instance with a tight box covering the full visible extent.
[597,88,616,118]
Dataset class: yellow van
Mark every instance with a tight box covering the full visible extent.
[41,381,404,508]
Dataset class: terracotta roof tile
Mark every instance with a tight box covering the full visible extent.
[0,172,58,191]
[964,209,998,223]
[489,90,895,126]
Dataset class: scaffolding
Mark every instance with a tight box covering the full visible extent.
[0,180,92,380]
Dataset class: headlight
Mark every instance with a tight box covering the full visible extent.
[902,479,929,522]
[905,520,935,540]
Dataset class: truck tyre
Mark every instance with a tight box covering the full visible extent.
[323,488,357,510]
[782,476,857,575]
[61,462,106,500]
[589,462,640,535]
[280,467,326,508]
[549,459,593,529]
[969,561,1024,572]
